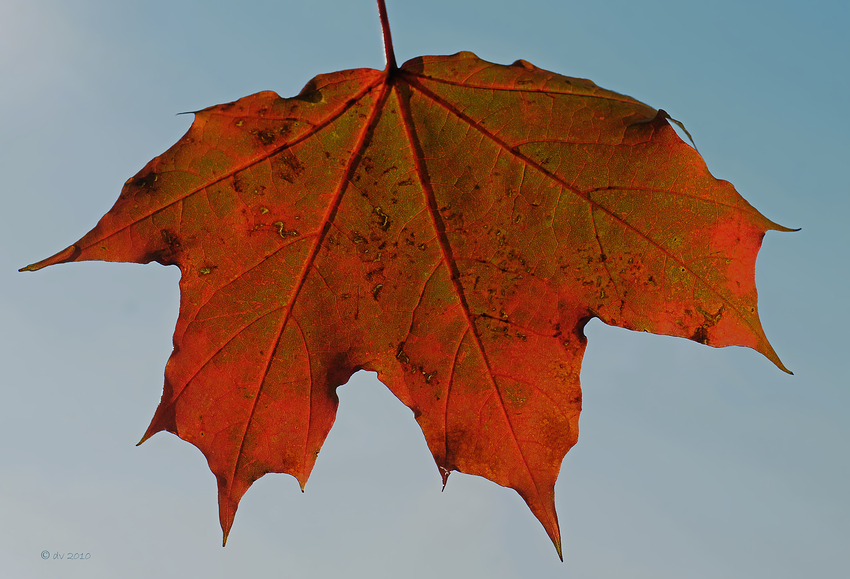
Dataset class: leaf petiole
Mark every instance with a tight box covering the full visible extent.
[377,0,397,72]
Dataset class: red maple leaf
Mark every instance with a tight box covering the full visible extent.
[20,0,790,559]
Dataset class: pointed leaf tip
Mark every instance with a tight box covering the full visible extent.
[220,505,235,548]
[19,245,78,272]
[758,340,792,375]
[439,466,450,491]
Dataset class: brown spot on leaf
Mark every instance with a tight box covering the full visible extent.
[691,325,709,344]
[271,150,305,183]
[395,342,411,365]
[131,171,159,195]
[251,129,277,146]
[374,206,391,231]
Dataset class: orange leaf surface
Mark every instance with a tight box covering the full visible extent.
[20,1,790,558]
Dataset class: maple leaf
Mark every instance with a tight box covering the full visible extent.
[20,0,791,559]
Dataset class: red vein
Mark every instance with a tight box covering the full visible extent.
[224,76,395,505]
[76,77,385,254]
[589,207,622,302]
[445,327,467,465]
[394,81,543,501]
[400,67,643,104]
[584,185,762,217]
[400,74,770,351]
[291,316,311,469]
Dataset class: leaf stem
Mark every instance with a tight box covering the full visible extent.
[377,0,397,73]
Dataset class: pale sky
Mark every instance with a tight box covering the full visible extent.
[2,0,848,578]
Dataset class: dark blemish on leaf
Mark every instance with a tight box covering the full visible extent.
[374,206,391,231]
[691,307,722,343]
[324,151,331,159]
[365,265,384,280]
[324,352,355,400]
[702,306,723,325]
[145,229,181,265]
[251,129,277,146]
[395,342,410,365]
[296,80,323,103]
[691,326,709,344]
[397,177,414,187]
[352,233,366,244]
[132,171,159,190]
[371,284,383,299]
[418,243,427,250]
[273,221,299,238]
[161,230,179,246]
[423,370,436,384]
[278,122,294,139]
[271,150,305,183]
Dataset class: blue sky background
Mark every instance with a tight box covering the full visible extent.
[2,0,848,577]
